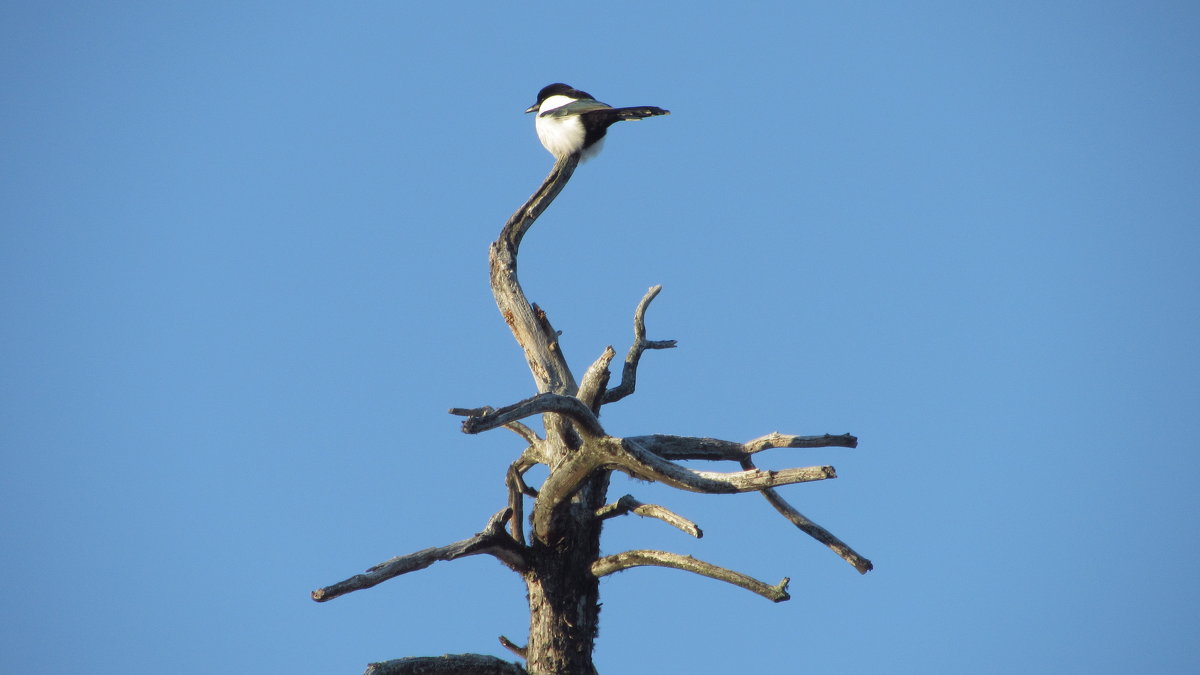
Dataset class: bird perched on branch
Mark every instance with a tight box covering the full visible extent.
[525,83,669,161]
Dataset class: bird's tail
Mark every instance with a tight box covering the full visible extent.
[610,106,670,120]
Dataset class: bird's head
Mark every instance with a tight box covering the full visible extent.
[525,83,593,113]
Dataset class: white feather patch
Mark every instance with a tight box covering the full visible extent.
[534,95,586,159]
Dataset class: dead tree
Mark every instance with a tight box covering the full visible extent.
[312,153,873,675]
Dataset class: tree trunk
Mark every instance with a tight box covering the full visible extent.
[524,474,608,675]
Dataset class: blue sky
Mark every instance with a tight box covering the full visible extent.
[3,2,1198,673]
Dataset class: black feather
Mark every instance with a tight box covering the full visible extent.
[578,107,670,150]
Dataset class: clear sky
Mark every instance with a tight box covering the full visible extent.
[3,3,1198,673]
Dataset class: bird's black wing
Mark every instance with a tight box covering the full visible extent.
[539,99,614,117]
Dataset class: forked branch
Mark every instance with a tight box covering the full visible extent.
[625,433,871,572]
[528,436,836,538]
[592,549,791,603]
[603,285,676,405]
[607,437,836,493]
[529,437,835,538]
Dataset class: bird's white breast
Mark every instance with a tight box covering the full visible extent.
[535,95,587,159]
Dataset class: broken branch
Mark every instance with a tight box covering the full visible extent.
[741,458,874,574]
[449,406,542,444]
[577,345,615,413]
[595,494,703,538]
[311,509,525,602]
[744,431,858,453]
[498,635,527,659]
[629,432,858,462]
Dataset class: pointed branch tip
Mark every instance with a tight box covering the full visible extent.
[592,549,790,602]
[595,494,703,538]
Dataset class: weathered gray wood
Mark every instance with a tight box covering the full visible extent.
[311,509,524,603]
[592,550,791,603]
[741,457,875,574]
[489,156,581,398]
[595,494,703,538]
[460,392,605,438]
[577,346,615,413]
[603,285,676,404]
[608,436,836,492]
[628,432,858,462]
[315,138,872,674]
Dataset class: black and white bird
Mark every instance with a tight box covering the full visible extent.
[524,83,669,161]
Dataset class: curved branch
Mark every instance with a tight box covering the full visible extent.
[740,458,874,574]
[491,155,581,396]
[592,550,790,603]
[461,393,605,437]
[499,155,580,252]
[595,494,703,538]
[606,437,835,493]
[311,509,526,602]
[603,285,676,404]
[449,406,542,444]
[530,450,606,540]
[365,654,528,675]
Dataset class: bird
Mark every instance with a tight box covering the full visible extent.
[524,83,669,161]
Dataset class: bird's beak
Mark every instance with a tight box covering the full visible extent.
[524,104,538,114]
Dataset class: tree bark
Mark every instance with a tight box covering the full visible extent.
[365,654,527,675]
[523,473,608,675]
[488,155,606,674]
